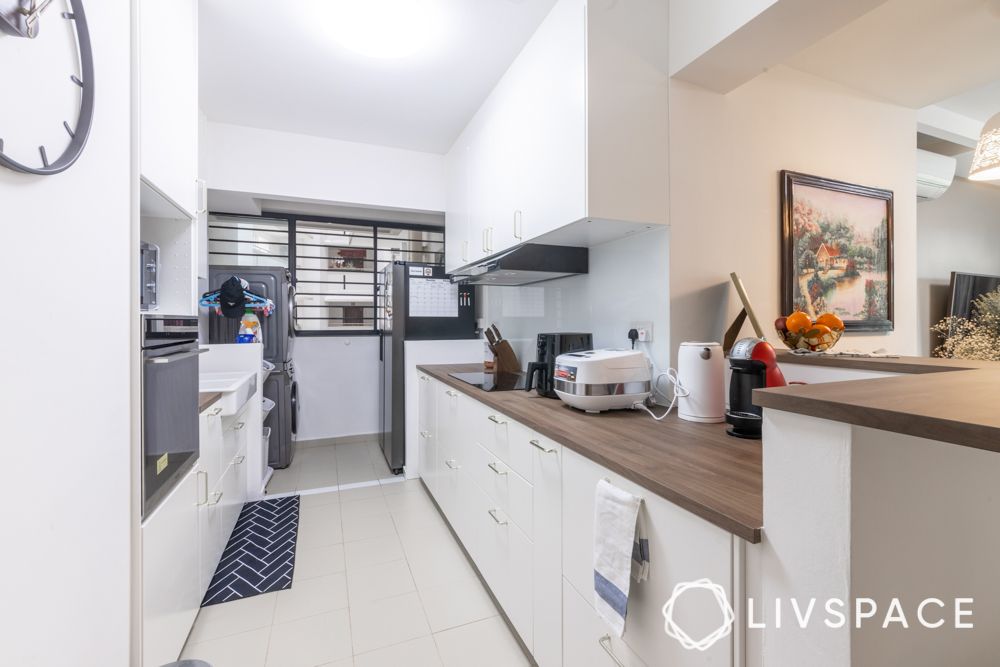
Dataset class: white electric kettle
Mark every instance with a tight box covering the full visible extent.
[676,341,725,423]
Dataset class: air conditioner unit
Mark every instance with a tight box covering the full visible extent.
[917,149,957,202]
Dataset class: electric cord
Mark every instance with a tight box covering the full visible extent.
[633,368,690,421]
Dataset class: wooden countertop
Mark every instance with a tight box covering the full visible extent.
[418,364,763,544]
[757,352,1000,453]
[199,392,222,413]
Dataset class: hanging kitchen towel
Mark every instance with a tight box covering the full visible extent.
[593,478,647,637]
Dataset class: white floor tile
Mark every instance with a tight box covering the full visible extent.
[349,591,431,655]
[379,478,423,495]
[266,609,353,667]
[433,617,530,667]
[338,463,380,485]
[274,572,349,623]
[181,627,270,667]
[342,510,396,543]
[346,558,415,606]
[300,464,341,491]
[300,490,341,509]
[338,484,384,502]
[418,579,499,633]
[344,532,405,571]
[385,488,434,513]
[316,659,354,667]
[186,593,277,644]
[266,466,300,494]
[294,543,347,581]
[353,635,442,667]
[298,503,344,549]
[340,495,390,520]
[405,542,479,591]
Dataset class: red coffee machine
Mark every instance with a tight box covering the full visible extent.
[726,337,786,438]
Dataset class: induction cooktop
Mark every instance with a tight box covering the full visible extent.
[449,371,527,392]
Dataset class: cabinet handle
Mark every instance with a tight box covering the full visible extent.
[461,239,469,262]
[207,491,223,506]
[487,415,506,425]
[488,508,507,526]
[598,635,627,667]
[234,455,245,464]
[419,375,429,382]
[488,227,494,252]
[445,459,460,470]
[482,228,489,253]
[196,178,208,214]
[530,439,556,454]
[488,461,507,476]
[446,390,459,397]
[197,470,208,506]
[419,431,431,439]
[232,421,246,431]
[209,407,222,417]
[514,210,522,240]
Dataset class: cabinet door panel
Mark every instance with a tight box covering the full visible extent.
[562,449,734,667]
[563,578,646,667]
[532,436,562,667]
[142,467,201,667]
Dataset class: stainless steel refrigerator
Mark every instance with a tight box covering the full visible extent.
[379,262,477,474]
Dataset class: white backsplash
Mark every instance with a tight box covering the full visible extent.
[479,226,670,373]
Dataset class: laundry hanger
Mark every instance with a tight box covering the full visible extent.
[199,276,275,317]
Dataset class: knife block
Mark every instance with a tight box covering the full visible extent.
[491,340,522,377]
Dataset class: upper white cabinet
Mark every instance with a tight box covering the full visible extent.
[140,0,199,216]
[444,0,669,272]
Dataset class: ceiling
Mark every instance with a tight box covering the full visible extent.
[787,0,1000,109]
[935,80,1000,124]
[199,0,557,155]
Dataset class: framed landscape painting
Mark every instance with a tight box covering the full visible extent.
[780,171,894,332]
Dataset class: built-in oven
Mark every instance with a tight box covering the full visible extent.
[141,315,203,518]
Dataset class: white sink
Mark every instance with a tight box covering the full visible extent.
[200,371,257,416]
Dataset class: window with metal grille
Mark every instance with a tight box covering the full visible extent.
[208,213,444,335]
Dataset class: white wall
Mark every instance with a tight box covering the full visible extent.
[202,121,447,213]
[293,336,380,441]
[669,66,919,363]
[0,4,133,665]
[480,226,671,375]
[916,177,1000,355]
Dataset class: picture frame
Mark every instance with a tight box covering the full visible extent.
[780,170,894,332]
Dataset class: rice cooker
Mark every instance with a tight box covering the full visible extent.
[553,349,652,413]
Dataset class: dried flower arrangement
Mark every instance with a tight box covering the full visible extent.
[932,286,1000,361]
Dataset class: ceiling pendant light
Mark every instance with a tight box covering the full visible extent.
[968,112,1000,181]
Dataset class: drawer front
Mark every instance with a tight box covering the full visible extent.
[562,449,735,667]
[563,578,647,667]
[477,407,513,464]
[476,493,534,650]
[199,409,224,490]
[468,442,533,538]
[506,419,540,482]
[532,435,562,667]
[221,413,248,471]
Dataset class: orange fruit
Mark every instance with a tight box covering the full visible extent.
[816,312,845,331]
[803,323,835,350]
[785,311,812,334]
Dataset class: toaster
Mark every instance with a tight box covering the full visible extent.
[553,349,652,413]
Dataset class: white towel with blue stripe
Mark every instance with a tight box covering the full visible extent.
[593,478,649,637]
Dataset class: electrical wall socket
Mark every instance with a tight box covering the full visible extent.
[632,321,653,343]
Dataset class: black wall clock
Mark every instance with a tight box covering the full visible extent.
[0,0,94,175]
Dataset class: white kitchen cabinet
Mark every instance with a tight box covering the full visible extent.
[417,374,438,495]
[140,0,199,216]
[444,0,668,272]
[528,430,563,667]
[141,465,201,667]
[563,578,647,667]
[562,447,735,667]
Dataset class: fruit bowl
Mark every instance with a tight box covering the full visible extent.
[776,326,843,353]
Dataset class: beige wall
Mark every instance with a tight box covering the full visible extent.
[916,177,1000,355]
[668,66,919,362]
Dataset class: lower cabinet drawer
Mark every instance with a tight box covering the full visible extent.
[563,578,647,667]
[475,485,534,651]
[468,441,533,537]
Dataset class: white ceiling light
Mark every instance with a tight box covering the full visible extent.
[969,112,1000,181]
[308,0,449,59]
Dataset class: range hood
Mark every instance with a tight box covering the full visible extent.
[450,243,588,286]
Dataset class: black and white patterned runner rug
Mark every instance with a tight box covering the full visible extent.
[202,495,299,606]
